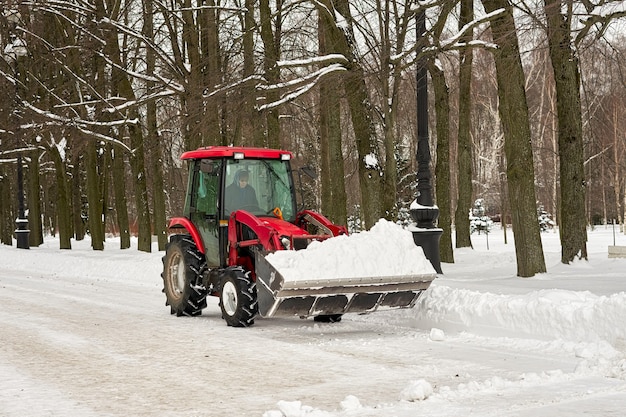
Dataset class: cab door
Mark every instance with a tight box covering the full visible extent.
[189,159,222,267]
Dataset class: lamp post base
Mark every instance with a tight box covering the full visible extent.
[410,204,442,274]
[411,228,442,274]
[15,218,30,249]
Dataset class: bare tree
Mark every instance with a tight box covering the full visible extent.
[455,0,474,249]
[326,0,383,229]
[145,0,167,251]
[544,0,587,263]
[48,139,72,249]
[482,0,546,277]
[430,60,455,263]
[260,0,282,148]
[318,11,347,225]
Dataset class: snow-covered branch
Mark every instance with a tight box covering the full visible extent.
[575,1,626,43]
[277,54,348,68]
[23,102,133,153]
[408,0,450,14]
[203,74,265,99]
[257,63,346,111]
[171,5,245,13]
[257,83,316,112]
[104,89,179,114]
[438,8,506,50]
[257,63,346,92]
[0,146,39,158]
[391,8,505,67]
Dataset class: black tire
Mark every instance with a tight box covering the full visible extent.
[219,268,258,327]
[162,236,207,316]
[313,314,343,323]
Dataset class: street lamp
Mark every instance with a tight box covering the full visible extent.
[410,8,442,273]
[3,15,30,249]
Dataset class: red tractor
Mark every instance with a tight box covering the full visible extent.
[162,146,434,326]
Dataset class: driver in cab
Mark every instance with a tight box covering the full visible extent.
[225,169,258,214]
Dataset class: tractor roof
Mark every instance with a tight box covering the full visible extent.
[181,146,293,161]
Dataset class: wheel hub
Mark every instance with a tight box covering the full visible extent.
[168,253,186,299]
[222,281,238,316]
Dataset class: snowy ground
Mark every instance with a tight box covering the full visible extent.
[1,223,625,416]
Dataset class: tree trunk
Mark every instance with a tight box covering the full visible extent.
[482,0,546,277]
[103,2,152,253]
[111,147,131,250]
[612,104,623,226]
[27,151,43,247]
[149,119,167,252]
[200,0,222,145]
[144,0,167,251]
[429,62,454,263]
[49,143,72,249]
[128,126,152,253]
[71,153,86,241]
[242,0,264,147]
[454,0,474,249]
[318,13,347,226]
[544,0,588,263]
[379,0,397,221]
[322,0,383,229]
[101,145,110,240]
[259,0,281,149]
[181,0,205,150]
[86,141,105,250]
[498,149,509,245]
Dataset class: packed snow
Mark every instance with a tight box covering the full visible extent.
[265,219,436,281]
[1,222,626,416]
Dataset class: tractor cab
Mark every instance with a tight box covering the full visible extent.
[181,147,298,268]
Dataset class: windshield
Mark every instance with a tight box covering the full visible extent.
[224,159,296,221]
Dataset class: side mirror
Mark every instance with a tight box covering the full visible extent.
[200,159,218,175]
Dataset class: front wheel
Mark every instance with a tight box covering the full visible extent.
[219,269,258,327]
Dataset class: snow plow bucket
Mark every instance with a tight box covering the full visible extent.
[254,252,436,318]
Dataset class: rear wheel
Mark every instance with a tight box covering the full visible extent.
[162,236,207,316]
[219,268,258,327]
[314,314,343,323]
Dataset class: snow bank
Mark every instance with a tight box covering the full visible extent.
[415,285,626,345]
[265,219,436,281]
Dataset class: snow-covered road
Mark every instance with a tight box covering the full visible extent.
[1,227,625,416]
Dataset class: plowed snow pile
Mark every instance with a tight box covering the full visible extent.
[265,219,437,281]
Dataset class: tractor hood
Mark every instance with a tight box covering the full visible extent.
[259,217,310,238]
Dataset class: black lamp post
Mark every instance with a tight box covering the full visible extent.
[3,10,30,249]
[410,9,442,273]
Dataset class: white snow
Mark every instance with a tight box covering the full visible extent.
[265,219,436,281]
[429,327,445,341]
[410,199,439,210]
[399,379,433,402]
[591,1,626,17]
[363,153,379,169]
[1,223,626,416]
[277,54,348,68]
